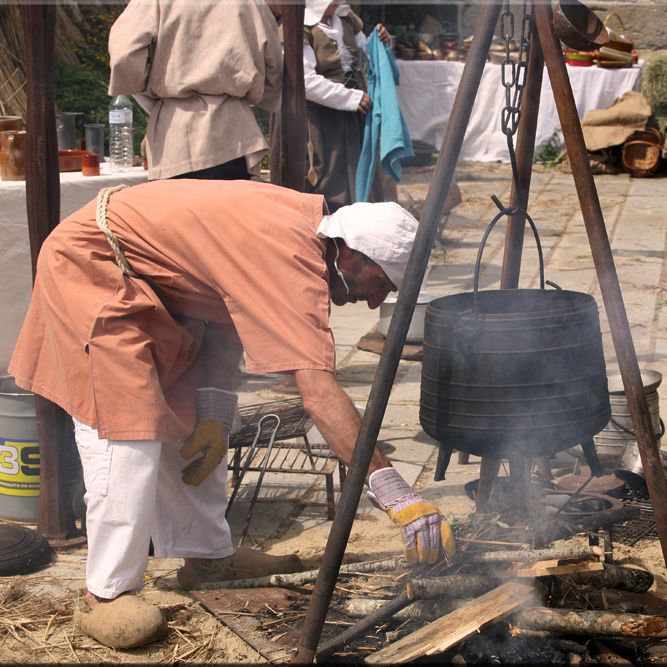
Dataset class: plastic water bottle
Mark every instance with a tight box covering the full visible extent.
[108,95,133,171]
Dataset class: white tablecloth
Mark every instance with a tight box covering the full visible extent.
[396,60,643,162]
[1,164,148,371]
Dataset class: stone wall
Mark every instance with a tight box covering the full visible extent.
[457,2,667,51]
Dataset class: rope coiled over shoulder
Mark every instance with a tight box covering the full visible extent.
[95,184,139,278]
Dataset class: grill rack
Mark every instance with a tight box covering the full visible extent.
[227,398,345,541]
[614,492,658,546]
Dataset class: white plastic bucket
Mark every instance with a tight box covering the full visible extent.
[0,376,41,521]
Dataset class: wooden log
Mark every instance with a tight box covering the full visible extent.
[516,606,667,637]
[590,639,634,666]
[509,627,588,653]
[551,564,654,594]
[514,560,604,578]
[365,581,541,664]
[345,597,475,622]
[466,545,603,563]
[407,574,501,601]
[558,589,667,617]
[189,556,404,590]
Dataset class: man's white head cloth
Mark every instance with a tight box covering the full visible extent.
[317,202,419,290]
[304,0,350,27]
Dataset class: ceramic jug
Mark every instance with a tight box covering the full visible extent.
[0,130,27,181]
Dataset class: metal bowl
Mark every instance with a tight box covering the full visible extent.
[607,369,662,395]
[552,0,609,51]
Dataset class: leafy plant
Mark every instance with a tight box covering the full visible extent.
[534,129,564,167]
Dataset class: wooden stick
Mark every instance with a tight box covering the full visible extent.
[366,581,541,664]
[189,556,405,590]
[466,545,603,563]
[344,597,475,621]
[514,561,604,578]
[516,607,667,637]
[316,593,412,662]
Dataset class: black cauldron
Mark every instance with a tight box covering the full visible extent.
[420,287,611,461]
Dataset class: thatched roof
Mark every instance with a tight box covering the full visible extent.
[0,3,89,117]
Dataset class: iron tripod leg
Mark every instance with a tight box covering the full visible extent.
[580,437,604,477]
[534,1,667,569]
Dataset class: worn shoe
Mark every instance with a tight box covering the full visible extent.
[75,593,167,648]
[177,546,304,589]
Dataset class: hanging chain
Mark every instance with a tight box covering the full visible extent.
[500,1,532,140]
[475,1,545,294]
[492,0,533,218]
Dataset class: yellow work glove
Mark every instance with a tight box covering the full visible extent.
[368,467,456,565]
[180,387,238,486]
[180,420,229,486]
[386,501,456,565]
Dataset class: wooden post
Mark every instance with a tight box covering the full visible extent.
[20,4,78,541]
[279,2,306,190]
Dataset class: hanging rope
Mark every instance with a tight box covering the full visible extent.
[95,184,139,278]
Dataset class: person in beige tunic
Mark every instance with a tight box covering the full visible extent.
[108,0,282,180]
[9,180,454,647]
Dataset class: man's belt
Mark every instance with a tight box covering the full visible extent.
[95,184,139,278]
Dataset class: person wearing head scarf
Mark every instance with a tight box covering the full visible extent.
[301,0,391,210]
[9,179,454,649]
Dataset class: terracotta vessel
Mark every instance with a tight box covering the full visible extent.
[0,130,27,181]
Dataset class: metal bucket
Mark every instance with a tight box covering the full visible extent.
[0,375,82,522]
[419,218,610,460]
[593,369,663,470]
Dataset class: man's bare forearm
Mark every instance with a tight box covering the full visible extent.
[294,368,391,479]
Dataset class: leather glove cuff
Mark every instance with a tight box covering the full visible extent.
[368,466,413,509]
[196,387,238,427]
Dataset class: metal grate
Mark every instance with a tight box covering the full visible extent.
[614,488,657,545]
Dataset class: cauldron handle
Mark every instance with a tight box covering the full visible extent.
[472,209,545,314]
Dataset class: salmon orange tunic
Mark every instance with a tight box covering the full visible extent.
[9,180,333,442]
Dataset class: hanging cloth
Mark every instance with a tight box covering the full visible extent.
[355,28,414,203]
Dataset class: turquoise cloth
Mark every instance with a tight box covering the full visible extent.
[355,29,414,202]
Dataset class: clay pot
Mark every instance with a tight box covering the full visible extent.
[0,130,27,181]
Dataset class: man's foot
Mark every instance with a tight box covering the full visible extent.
[75,593,168,648]
[177,546,304,590]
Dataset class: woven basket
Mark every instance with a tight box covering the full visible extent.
[622,127,663,177]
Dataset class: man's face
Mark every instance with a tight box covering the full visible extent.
[329,243,396,310]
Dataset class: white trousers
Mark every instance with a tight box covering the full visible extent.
[73,419,234,599]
